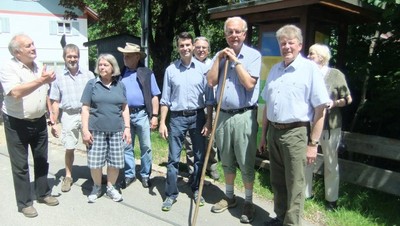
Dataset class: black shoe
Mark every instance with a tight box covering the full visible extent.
[119,177,136,189]
[264,217,283,226]
[141,177,151,188]
[326,201,338,211]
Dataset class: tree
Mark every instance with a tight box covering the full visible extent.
[345,0,400,138]
[59,0,229,88]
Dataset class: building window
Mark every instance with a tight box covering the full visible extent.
[58,22,71,35]
[41,62,64,72]
[50,21,79,36]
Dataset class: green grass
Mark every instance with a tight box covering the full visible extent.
[138,131,400,226]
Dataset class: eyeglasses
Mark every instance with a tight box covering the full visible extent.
[195,46,208,50]
[224,29,245,37]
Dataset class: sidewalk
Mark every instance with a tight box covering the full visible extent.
[0,129,317,226]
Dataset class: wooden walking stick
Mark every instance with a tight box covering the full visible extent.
[192,60,229,226]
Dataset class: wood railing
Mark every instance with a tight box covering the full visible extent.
[256,132,400,196]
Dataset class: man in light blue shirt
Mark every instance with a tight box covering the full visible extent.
[207,16,261,224]
[159,32,213,212]
[259,25,330,226]
[117,43,161,189]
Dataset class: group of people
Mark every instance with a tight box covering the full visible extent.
[0,15,352,226]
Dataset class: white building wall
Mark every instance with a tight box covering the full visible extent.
[0,6,90,71]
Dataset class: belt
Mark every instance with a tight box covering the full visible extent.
[221,105,257,114]
[269,121,309,130]
[129,106,145,114]
[171,108,203,117]
[63,108,81,114]
[23,116,44,123]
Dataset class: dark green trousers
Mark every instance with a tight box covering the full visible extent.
[267,125,307,226]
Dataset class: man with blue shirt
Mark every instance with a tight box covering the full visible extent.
[117,43,161,189]
[49,44,95,193]
[159,32,213,211]
[207,16,261,224]
[259,24,330,226]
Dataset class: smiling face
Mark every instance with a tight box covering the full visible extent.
[64,49,79,72]
[177,38,194,61]
[224,18,246,52]
[279,36,302,66]
[194,39,209,62]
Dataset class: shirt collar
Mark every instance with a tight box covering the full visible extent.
[63,66,82,76]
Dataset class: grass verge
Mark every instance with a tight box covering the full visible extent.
[143,131,400,226]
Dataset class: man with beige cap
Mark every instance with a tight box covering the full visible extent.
[117,43,161,189]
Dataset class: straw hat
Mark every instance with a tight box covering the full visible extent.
[117,43,147,59]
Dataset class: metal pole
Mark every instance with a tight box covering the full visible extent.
[140,0,149,67]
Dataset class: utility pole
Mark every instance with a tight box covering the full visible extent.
[140,0,149,67]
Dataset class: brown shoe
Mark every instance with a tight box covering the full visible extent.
[211,195,237,213]
[240,201,255,223]
[37,195,59,206]
[61,177,73,192]
[21,206,38,218]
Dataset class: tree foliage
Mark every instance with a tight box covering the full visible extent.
[59,0,400,138]
[59,0,229,88]
[344,0,400,138]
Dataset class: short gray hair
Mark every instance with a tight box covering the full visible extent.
[63,44,80,58]
[94,54,120,76]
[309,43,331,66]
[8,33,30,56]
[224,16,248,34]
[276,25,303,44]
[194,36,211,51]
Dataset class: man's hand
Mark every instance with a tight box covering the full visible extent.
[159,123,168,140]
[41,64,56,84]
[150,116,158,130]
[50,124,59,138]
[306,145,318,165]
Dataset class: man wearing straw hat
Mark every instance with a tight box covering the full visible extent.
[117,42,161,189]
[207,16,261,224]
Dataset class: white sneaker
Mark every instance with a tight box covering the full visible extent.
[88,184,102,203]
[106,185,123,202]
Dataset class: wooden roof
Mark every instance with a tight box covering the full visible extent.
[208,0,380,24]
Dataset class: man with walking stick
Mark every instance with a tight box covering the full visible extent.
[206,16,262,224]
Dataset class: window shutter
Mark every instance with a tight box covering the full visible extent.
[72,22,79,36]
[49,21,57,35]
[0,17,10,33]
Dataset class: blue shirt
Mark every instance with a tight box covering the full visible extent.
[160,58,213,111]
[49,67,94,110]
[261,54,330,123]
[121,69,161,107]
[212,44,261,110]
[80,77,127,132]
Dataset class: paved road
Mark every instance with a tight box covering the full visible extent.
[0,129,317,226]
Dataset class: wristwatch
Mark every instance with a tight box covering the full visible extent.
[233,61,241,67]
[309,140,319,146]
